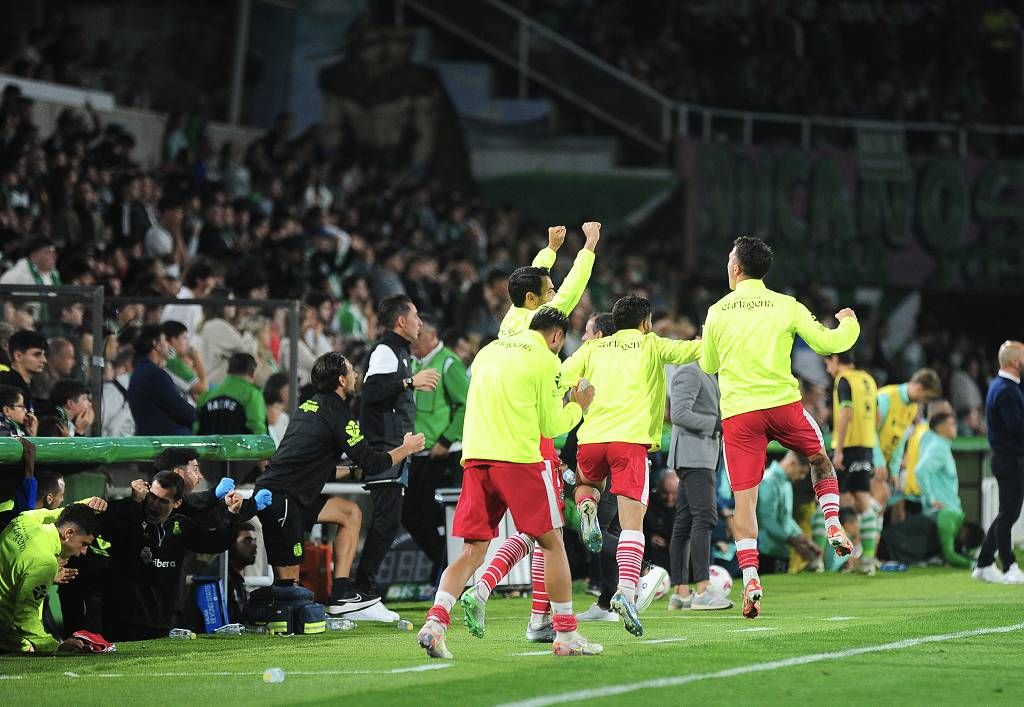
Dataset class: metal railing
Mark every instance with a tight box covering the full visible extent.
[397,0,1024,157]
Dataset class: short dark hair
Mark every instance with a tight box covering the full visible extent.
[9,329,48,356]
[441,328,467,349]
[263,372,289,406]
[26,236,55,256]
[183,258,216,289]
[528,307,569,335]
[154,447,199,473]
[419,312,439,332]
[733,236,773,279]
[227,352,257,376]
[0,384,23,408]
[36,469,63,500]
[590,312,615,338]
[237,521,255,534]
[161,320,188,340]
[50,378,89,408]
[929,412,954,431]
[310,352,350,393]
[832,349,856,365]
[342,274,366,298]
[152,470,185,501]
[612,294,652,331]
[508,266,549,308]
[56,504,101,537]
[378,295,413,330]
[133,324,164,357]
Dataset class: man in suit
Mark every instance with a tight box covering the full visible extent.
[666,362,731,610]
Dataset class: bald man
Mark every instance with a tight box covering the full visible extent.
[974,341,1024,584]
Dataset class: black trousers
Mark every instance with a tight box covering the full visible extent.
[596,492,623,609]
[669,468,718,586]
[402,455,458,581]
[978,453,1024,571]
[355,481,404,593]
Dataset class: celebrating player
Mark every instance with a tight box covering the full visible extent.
[561,294,702,637]
[417,308,602,659]
[699,236,860,619]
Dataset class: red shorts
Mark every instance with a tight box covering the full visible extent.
[540,437,565,512]
[453,459,563,541]
[576,442,651,504]
[722,401,825,492]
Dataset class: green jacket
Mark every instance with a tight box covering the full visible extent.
[916,434,962,516]
[194,374,266,435]
[412,344,469,450]
[757,462,802,559]
[0,507,63,653]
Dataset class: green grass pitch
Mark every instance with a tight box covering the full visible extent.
[2,568,1023,705]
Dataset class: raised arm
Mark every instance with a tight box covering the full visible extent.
[793,303,860,356]
[548,222,599,316]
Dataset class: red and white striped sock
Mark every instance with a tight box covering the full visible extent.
[813,477,842,531]
[530,548,549,619]
[616,530,645,601]
[426,590,456,628]
[475,533,533,601]
[736,538,759,585]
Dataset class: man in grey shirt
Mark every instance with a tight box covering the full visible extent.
[666,362,731,610]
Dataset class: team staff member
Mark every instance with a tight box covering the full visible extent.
[418,308,601,659]
[561,294,702,637]
[0,503,100,653]
[406,315,469,583]
[355,295,438,615]
[256,352,425,618]
[825,350,881,573]
[699,236,859,619]
[874,367,942,508]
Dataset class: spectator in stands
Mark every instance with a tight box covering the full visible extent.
[280,304,333,386]
[143,196,185,263]
[457,269,510,339]
[337,274,373,341]
[126,324,195,436]
[0,384,37,437]
[0,503,100,653]
[48,378,94,437]
[196,353,266,436]
[355,295,436,611]
[263,372,290,447]
[227,522,258,622]
[237,316,278,386]
[161,320,207,401]
[101,347,135,438]
[756,452,822,574]
[0,329,48,412]
[99,470,238,641]
[406,314,469,582]
[196,289,257,387]
[161,258,217,336]
[30,337,76,403]
[109,174,150,249]
[0,237,60,289]
[643,469,677,572]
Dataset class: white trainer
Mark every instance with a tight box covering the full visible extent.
[576,603,619,622]
[1002,563,1024,585]
[972,564,1005,584]
[345,601,400,622]
[635,565,670,614]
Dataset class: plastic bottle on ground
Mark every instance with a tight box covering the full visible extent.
[263,668,286,683]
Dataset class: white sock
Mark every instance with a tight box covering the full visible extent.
[742,566,758,585]
[433,590,456,612]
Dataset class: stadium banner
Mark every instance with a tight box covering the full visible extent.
[677,138,1023,291]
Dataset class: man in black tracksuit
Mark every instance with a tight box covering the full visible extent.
[255,351,424,615]
[99,471,237,641]
[354,295,439,602]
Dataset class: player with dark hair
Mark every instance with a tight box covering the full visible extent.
[418,307,601,658]
[700,236,860,619]
[255,352,425,617]
[0,329,49,412]
[560,294,702,636]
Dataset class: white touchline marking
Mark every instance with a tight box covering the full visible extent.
[513,650,553,656]
[63,672,80,678]
[0,676,24,681]
[731,627,777,632]
[642,638,688,644]
[825,616,857,622]
[496,622,1024,707]
[50,665,453,680]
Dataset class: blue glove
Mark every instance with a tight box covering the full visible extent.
[254,489,272,511]
[214,477,236,500]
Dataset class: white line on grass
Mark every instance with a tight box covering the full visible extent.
[825,616,857,621]
[49,664,452,680]
[642,638,688,644]
[496,622,1024,707]
[731,627,777,633]
[513,650,554,656]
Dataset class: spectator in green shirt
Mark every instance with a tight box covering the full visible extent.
[915,412,974,568]
[195,353,266,436]
[337,274,373,341]
[161,320,207,402]
[756,452,822,574]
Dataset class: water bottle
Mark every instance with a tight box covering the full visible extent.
[214,623,245,635]
[326,617,357,631]
[879,561,908,572]
[245,625,268,635]
[168,628,196,640]
[561,468,577,486]
[395,620,414,632]
[263,668,286,684]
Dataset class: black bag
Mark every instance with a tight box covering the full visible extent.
[244,584,326,635]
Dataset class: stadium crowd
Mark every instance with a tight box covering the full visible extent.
[0,72,1018,653]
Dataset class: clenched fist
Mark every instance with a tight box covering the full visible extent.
[548,225,566,251]
[835,308,856,321]
[581,222,601,250]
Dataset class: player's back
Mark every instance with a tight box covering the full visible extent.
[461,329,562,464]
[701,279,859,419]
[833,367,878,448]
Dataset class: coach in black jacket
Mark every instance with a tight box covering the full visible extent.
[354,295,439,599]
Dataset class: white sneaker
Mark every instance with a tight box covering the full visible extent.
[635,565,670,614]
[345,601,400,622]
[1002,563,1024,585]
[576,603,619,622]
[972,564,1005,584]
[667,593,691,610]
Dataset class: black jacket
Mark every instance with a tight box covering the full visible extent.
[99,498,235,640]
[359,331,416,481]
